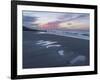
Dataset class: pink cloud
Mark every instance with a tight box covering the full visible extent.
[40,21,61,30]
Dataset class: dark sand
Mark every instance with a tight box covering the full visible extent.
[23,31,89,69]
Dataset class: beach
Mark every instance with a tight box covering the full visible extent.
[23,31,89,69]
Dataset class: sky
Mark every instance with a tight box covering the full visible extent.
[23,10,90,31]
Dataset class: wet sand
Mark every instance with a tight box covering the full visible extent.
[23,31,89,69]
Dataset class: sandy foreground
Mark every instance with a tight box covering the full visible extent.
[23,31,89,69]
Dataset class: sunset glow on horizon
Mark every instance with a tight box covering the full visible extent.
[23,11,90,31]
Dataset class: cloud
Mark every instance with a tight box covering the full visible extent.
[59,20,89,30]
[58,13,89,22]
[23,16,38,22]
[22,11,90,31]
[23,15,38,27]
